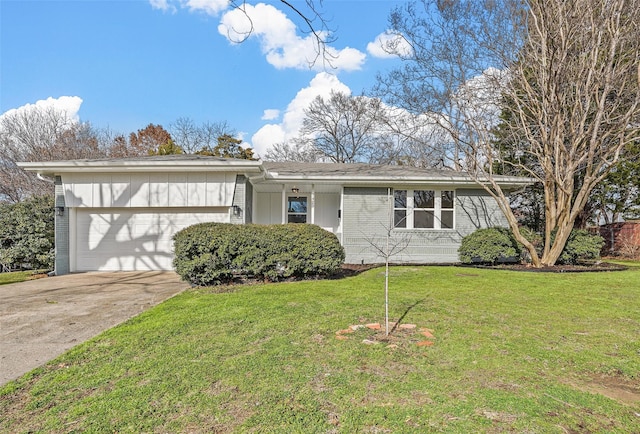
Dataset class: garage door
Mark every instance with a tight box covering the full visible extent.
[75,208,228,271]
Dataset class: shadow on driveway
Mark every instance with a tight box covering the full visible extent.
[0,271,189,386]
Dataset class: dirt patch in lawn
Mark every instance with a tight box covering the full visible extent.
[569,374,640,406]
[335,321,437,349]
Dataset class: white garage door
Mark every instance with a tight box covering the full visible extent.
[75,208,228,271]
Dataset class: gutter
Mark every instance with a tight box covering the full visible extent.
[37,173,56,183]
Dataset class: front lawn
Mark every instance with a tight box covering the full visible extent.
[0,270,46,286]
[1,265,639,432]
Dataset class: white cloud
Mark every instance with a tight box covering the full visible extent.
[149,0,175,13]
[454,67,507,130]
[184,0,228,16]
[261,109,280,121]
[148,0,227,15]
[367,31,413,59]
[0,96,83,126]
[218,3,365,71]
[251,72,350,156]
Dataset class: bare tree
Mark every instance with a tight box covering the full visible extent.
[262,140,324,162]
[377,0,640,267]
[363,188,412,336]
[374,1,524,170]
[169,118,235,154]
[298,91,388,163]
[374,108,458,169]
[197,120,235,152]
[169,117,200,154]
[493,0,640,266]
[0,107,108,202]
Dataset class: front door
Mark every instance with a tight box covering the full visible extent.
[287,196,308,223]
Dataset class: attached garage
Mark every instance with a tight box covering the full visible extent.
[73,208,228,271]
[18,156,263,274]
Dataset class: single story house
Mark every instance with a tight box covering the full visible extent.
[19,155,531,274]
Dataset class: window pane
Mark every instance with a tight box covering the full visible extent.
[288,214,307,224]
[442,190,454,209]
[394,210,406,228]
[394,190,407,208]
[288,197,307,213]
[414,210,434,228]
[414,190,434,208]
[441,210,454,228]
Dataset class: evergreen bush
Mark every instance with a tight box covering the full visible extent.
[173,223,344,286]
[459,226,605,266]
[555,229,604,265]
[0,196,54,271]
[458,227,520,264]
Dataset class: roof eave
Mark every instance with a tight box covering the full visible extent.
[17,160,263,176]
[257,173,533,187]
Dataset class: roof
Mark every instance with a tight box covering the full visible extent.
[17,156,533,188]
[259,161,532,188]
[17,155,263,175]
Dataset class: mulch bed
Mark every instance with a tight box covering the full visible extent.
[467,262,628,273]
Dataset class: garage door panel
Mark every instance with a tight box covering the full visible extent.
[75,208,228,271]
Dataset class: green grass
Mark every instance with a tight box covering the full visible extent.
[1,265,639,432]
[0,270,45,286]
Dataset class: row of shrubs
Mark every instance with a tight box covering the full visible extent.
[174,222,604,286]
[173,223,345,286]
[458,227,604,265]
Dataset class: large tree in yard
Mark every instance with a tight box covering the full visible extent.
[378,0,640,267]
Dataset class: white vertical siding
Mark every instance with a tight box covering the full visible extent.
[62,172,236,208]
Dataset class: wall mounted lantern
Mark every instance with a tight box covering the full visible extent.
[232,205,242,216]
[291,187,300,194]
[55,206,64,216]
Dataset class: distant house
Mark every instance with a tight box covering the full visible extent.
[19,156,531,274]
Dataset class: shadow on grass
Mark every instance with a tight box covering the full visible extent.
[390,298,426,334]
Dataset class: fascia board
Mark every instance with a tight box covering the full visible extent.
[17,160,263,175]
[257,173,533,188]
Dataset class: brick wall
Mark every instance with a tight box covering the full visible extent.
[54,176,70,275]
[598,221,640,257]
[230,175,247,224]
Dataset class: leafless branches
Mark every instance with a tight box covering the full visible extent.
[0,107,109,202]
[227,0,336,68]
[376,0,640,267]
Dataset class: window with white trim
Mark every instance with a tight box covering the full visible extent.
[393,189,455,229]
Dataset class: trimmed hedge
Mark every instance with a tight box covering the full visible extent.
[173,223,345,286]
[458,227,520,264]
[458,226,604,265]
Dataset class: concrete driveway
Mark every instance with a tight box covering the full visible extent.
[0,272,189,386]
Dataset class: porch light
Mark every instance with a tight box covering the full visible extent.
[291,187,300,194]
[55,206,64,216]
[232,205,242,216]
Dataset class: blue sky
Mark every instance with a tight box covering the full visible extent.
[1,0,409,157]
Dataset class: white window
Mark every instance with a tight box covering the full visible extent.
[394,189,455,229]
[287,196,307,223]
